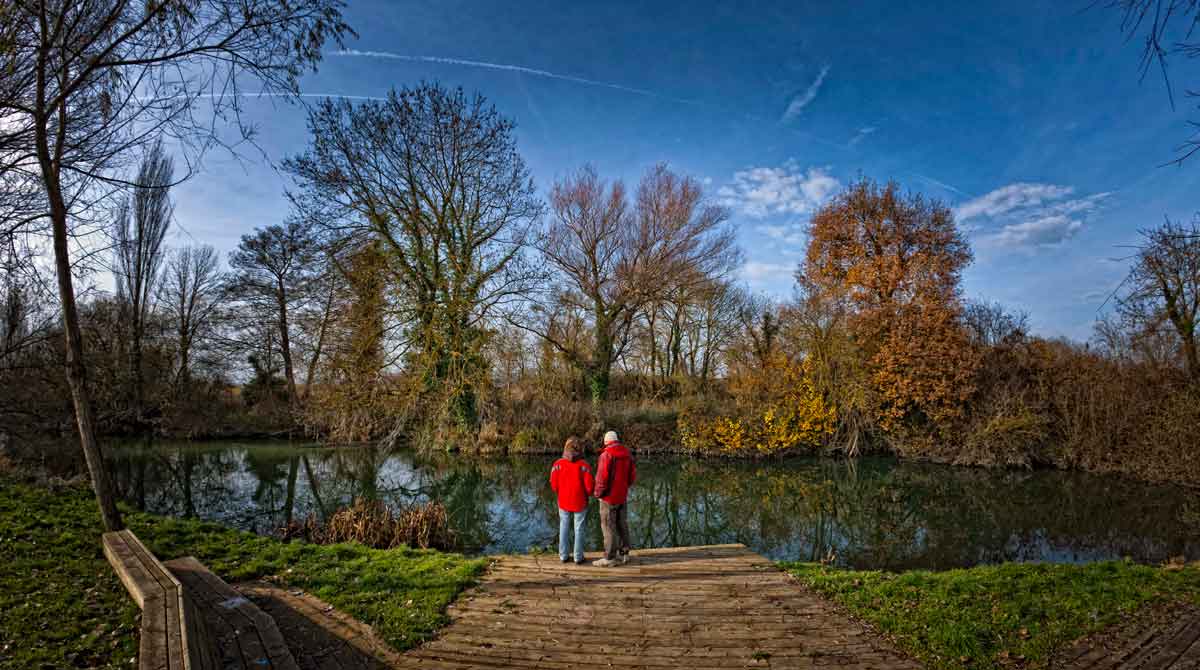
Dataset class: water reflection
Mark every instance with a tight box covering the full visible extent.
[109,441,1200,570]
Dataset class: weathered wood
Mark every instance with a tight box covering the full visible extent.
[402,545,919,670]
[165,556,300,670]
[102,530,196,670]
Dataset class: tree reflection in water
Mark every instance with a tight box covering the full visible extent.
[108,441,1200,569]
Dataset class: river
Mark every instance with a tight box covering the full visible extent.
[108,440,1200,570]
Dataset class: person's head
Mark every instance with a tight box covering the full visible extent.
[604,430,619,445]
[563,436,583,461]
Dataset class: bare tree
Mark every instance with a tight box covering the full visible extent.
[228,220,321,403]
[284,83,543,431]
[529,163,737,423]
[113,140,173,418]
[963,299,1029,347]
[0,0,351,531]
[1105,0,1200,162]
[1117,217,1200,379]
[161,244,221,394]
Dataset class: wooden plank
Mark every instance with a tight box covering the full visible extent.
[168,557,264,669]
[401,544,918,670]
[1143,615,1200,669]
[166,556,299,670]
[103,530,161,610]
[120,531,188,670]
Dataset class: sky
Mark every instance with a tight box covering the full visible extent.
[169,0,1200,341]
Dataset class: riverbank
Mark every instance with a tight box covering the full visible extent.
[0,479,484,670]
[4,479,1200,669]
[784,561,1200,669]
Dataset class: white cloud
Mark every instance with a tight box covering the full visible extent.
[991,215,1083,248]
[956,182,1111,251]
[954,183,1075,221]
[780,65,830,123]
[718,163,840,219]
[741,261,796,283]
[848,126,877,147]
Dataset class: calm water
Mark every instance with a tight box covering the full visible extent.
[108,441,1200,570]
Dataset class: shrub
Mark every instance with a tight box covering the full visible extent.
[679,354,835,456]
[279,498,458,551]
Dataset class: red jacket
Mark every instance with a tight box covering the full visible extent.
[550,457,595,513]
[594,442,636,505]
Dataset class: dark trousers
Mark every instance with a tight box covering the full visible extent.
[599,500,631,560]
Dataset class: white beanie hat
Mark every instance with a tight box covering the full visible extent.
[604,430,619,444]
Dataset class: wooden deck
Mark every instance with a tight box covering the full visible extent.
[400,544,917,669]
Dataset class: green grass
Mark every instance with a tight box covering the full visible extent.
[782,560,1200,669]
[0,480,485,670]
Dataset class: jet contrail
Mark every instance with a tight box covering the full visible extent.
[333,50,702,106]
[780,65,830,123]
[138,92,387,103]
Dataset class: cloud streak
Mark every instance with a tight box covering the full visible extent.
[955,182,1112,250]
[780,65,830,123]
[333,50,702,106]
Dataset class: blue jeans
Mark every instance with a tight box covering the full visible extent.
[558,508,587,562]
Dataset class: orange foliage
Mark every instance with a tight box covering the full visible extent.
[800,178,979,435]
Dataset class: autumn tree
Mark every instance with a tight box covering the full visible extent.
[284,83,542,433]
[228,220,323,403]
[1116,217,1200,380]
[799,178,978,439]
[0,0,351,531]
[531,164,736,423]
[112,140,173,419]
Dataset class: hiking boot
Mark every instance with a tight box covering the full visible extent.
[574,558,589,565]
[593,558,617,567]
[560,556,571,563]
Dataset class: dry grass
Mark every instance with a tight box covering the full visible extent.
[279,498,458,551]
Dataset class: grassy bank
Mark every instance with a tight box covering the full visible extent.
[0,480,485,670]
[783,560,1200,669]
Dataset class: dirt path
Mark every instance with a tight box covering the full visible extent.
[241,543,917,669]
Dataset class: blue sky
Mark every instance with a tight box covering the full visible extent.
[170,0,1200,340]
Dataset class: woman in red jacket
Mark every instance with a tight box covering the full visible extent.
[550,436,594,564]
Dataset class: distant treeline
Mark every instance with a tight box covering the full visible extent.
[2,83,1197,485]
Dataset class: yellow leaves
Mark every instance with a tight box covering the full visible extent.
[679,354,836,456]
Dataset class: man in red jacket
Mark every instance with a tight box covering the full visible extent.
[550,436,594,564]
[593,430,636,567]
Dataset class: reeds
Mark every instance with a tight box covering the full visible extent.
[279,498,457,551]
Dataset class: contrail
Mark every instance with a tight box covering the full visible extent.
[780,65,830,123]
[333,50,702,106]
[138,92,387,103]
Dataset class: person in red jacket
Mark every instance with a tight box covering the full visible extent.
[593,430,636,567]
[550,436,594,564]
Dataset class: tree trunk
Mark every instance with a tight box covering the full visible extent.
[301,281,336,401]
[34,71,124,530]
[176,327,190,396]
[131,321,144,422]
[276,281,298,401]
[49,188,124,531]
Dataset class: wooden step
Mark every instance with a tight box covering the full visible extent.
[164,556,299,670]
